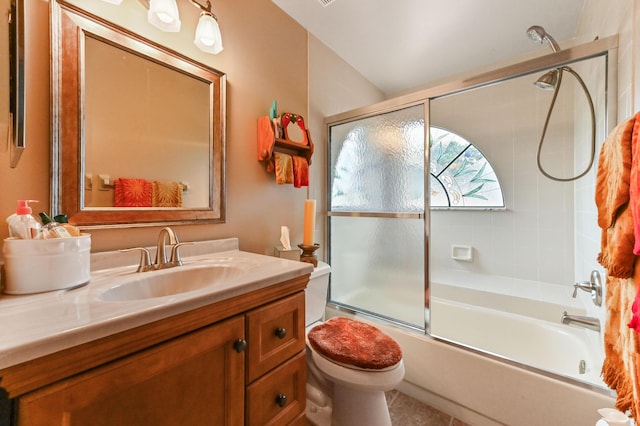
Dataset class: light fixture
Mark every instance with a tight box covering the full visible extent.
[100,0,124,4]
[190,0,223,54]
[148,0,181,32]
[112,0,223,54]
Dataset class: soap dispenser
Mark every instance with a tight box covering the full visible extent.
[6,200,42,239]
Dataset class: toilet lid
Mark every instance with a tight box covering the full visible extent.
[307,317,402,370]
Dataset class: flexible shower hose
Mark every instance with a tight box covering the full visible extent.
[536,66,596,182]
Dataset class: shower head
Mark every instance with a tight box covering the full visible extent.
[526,25,561,53]
[534,69,559,90]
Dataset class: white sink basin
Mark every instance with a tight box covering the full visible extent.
[98,264,247,302]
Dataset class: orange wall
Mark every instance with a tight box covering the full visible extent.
[0,0,311,256]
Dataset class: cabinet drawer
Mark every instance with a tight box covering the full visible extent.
[246,351,306,426]
[246,292,305,382]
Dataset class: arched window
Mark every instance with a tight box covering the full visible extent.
[430,126,504,209]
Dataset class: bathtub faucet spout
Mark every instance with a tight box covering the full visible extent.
[561,311,601,332]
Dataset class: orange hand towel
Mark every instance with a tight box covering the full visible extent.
[596,115,637,278]
[630,112,640,254]
[292,155,309,188]
[274,152,294,184]
[601,268,640,418]
[152,181,183,207]
[596,115,635,230]
[114,178,152,207]
[598,204,636,278]
[257,116,275,161]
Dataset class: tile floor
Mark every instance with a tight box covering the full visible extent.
[306,390,471,425]
[386,390,471,426]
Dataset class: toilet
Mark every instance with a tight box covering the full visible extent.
[305,262,405,426]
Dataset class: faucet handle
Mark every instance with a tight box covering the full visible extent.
[170,242,194,267]
[119,247,153,272]
[572,270,603,307]
[572,281,589,298]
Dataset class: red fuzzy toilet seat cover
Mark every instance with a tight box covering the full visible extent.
[307,317,402,370]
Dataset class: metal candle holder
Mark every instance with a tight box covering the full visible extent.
[298,243,320,267]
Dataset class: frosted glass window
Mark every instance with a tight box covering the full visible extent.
[330,106,425,213]
[430,127,505,208]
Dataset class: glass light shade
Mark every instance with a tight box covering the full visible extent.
[194,13,223,54]
[100,0,123,4]
[148,0,181,32]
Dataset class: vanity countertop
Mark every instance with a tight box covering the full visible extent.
[0,238,313,370]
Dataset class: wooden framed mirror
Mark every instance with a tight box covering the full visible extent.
[9,0,26,168]
[51,0,226,227]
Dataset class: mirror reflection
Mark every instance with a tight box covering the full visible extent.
[83,36,210,209]
[51,1,225,227]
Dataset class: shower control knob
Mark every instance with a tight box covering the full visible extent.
[275,327,287,339]
[275,394,287,407]
[233,338,247,353]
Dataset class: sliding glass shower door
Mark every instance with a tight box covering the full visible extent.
[327,104,427,330]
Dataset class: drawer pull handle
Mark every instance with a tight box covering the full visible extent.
[275,393,287,407]
[275,327,287,339]
[233,338,247,353]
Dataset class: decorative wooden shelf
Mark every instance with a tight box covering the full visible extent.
[274,137,312,155]
[257,115,314,164]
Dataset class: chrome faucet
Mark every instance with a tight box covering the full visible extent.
[561,311,601,332]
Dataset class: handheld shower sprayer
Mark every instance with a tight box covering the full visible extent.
[526,25,561,53]
[526,25,596,182]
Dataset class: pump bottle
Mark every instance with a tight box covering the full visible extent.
[6,200,42,239]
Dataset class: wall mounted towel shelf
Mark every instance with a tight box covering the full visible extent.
[257,114,314,164]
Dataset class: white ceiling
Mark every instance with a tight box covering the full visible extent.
[271,0,586,96]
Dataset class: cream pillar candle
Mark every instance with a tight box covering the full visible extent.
[303,199,316,245]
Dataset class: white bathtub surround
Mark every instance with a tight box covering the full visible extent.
[326,306,615,426]
[430,269,587,314]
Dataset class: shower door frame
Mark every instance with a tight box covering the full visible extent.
[325,35,618,340]
[326,102,430,332]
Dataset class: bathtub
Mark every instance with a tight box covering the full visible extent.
[325,280,616,425]
[430,296,605,388]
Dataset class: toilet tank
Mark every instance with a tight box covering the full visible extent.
[305,261,331,326]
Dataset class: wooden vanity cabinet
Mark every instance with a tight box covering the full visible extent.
[17,317,245,425]
[0,275,309,426]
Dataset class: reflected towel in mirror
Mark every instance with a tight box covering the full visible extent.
[114,178,152,207]
[152,181,183,207]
